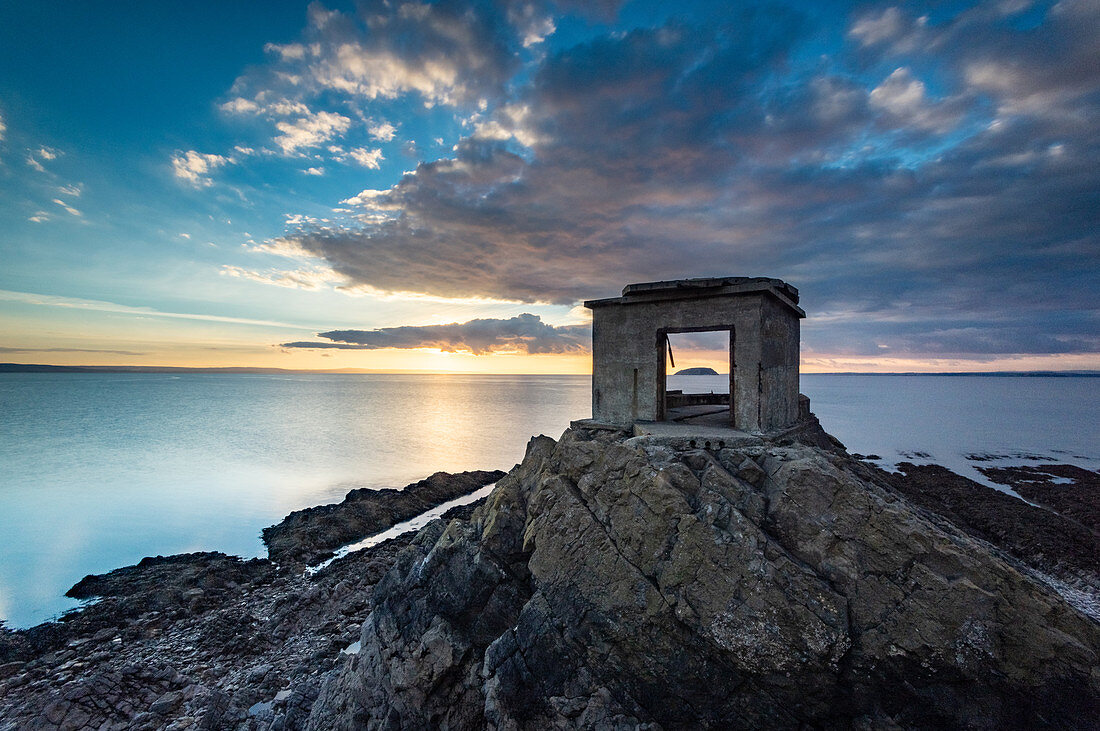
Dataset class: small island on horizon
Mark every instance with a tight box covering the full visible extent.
[673,366,720,375]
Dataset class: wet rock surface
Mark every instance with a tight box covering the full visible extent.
[889,462,1100,615]
[978,463,1100,529]
[3,431,1099,730]
[263,469,505,565]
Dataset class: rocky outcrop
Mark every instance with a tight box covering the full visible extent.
[263,470,505,564]
[4,429,1098,730]
[308,427,1100,729]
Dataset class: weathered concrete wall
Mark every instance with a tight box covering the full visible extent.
[759,295,801,429]
[590,291,800,431]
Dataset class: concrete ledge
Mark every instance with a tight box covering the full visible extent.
[584,276,805,318]
[569,419,630,432]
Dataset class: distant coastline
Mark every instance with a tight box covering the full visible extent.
[1,363,1098,377]
[0,363,474,375]
[810,370,1100,377]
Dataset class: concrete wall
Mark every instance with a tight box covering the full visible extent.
[759,295,801,429]
[590,292,800,431]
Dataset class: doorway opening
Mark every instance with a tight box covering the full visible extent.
[658,326,735,426]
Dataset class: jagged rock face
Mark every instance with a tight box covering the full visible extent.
[308,428,1100,729]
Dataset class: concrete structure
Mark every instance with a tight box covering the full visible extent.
[584,276,804,431]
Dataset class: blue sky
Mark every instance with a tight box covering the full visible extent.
[1,0,1097,372]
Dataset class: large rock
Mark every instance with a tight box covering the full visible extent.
[308,428,1100,729]
[263,469,506,564]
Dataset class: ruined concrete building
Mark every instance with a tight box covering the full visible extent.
[584,276,804,431]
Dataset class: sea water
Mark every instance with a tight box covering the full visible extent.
[675,373,1099,482]
[1,372,1096,628]
[0,373,588,628]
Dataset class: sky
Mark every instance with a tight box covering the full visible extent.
[0,0,1097,373]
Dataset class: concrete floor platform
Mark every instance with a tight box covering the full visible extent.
[570,417,762,451]
[629,420,762,450]
[576,413,831,452]
[570,414,826,452]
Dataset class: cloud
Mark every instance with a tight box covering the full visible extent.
[304,166,325,176]
[264,41,308,61]
[339,188,389,207]
[346,146,384,168]
[226,0,536,111]
[848,7,907,47]
[273,109,351,154]
[57,183,82,197]
[282,313,589,355]
[0,108,5,144]
[804,308,1100,359]
[52,198,82,217]
[280,341,377,350]
[367,120,397,141]
[171,150,232,186]
[666,330,731,354]
[26,146,60,173]
[866,67,928,115]
[869,67,959,132]
[291,1,516,105]
[506,2,556,47]
[220,97,262,114]
[150,1,1091,362]
[275,13,835,304]
[959,2,1100,119]
[221,264,342,290]
[0,289,307,329]
[220,96,353,155]
[211,2,603,175]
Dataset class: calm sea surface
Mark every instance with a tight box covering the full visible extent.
[1,373,1097,627]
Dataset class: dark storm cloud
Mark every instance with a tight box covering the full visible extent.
[278,1,1099,357]
[808,308,1100,358]
[282,313,589,355]
[279,341,377,350]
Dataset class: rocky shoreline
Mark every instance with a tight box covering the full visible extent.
[0,472,499,730]
[1,428,1098,729]
[887,462,1100,619]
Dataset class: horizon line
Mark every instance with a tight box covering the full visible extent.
[2,363,1098,377]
